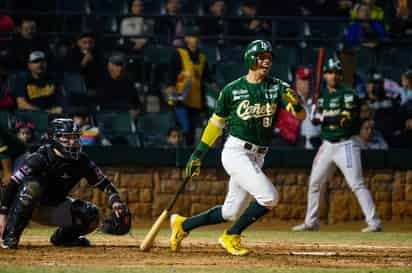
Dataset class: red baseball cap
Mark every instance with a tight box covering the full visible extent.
[296,67,313,80]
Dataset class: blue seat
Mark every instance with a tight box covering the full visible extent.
[0,111,10,129]
[62,72,90,107]
[95,111,141,146]
[216,63,246,86]
[356,47,378,72]
[274,46,298,66]
[272,64,292,83]
[137,111,176,146]
[220,46,243,64]
[200,45,219,68]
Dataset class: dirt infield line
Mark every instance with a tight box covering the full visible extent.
[1,237,411,269]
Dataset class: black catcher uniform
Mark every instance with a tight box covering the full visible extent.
[0,118,128,249]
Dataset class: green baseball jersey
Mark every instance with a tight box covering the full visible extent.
[0,127,26,160]
[318,84,360,140]
[214,76,291,146]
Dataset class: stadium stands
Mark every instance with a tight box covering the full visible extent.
[0,0,411,148]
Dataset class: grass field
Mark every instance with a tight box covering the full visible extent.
[1,223,411,273]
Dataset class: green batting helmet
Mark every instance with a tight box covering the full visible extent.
[243,40,273,69]
[323,57,343,72]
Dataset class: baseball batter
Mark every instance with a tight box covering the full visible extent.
[170,40,307,256]
[293,58,382,232]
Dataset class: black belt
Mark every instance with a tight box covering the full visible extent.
[243,142,268,154]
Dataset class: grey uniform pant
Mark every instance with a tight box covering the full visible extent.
[304,137,381,227]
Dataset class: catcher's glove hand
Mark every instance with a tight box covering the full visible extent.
[101,202,131,235]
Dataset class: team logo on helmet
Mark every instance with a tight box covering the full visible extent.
[244,40,273,69]
[323,58,343,72]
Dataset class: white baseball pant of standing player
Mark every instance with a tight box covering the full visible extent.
[294,137,382,232]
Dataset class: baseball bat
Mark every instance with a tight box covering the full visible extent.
[140,175,192,251]
[313,47,325,106]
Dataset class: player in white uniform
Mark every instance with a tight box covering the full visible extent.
[168,40,307,256]
[292,58,382,232]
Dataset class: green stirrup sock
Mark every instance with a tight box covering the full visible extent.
[182,205,225,232]
[226,201,269,235]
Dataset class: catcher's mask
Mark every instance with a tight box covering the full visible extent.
[49,118,82,160]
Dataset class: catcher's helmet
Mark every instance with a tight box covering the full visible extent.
[243,40,273,69]
[49,118,82,160]
[323,57,343,73]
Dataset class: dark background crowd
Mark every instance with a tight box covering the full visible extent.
[0,0,411,149]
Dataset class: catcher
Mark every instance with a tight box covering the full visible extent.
[0,118,131,249]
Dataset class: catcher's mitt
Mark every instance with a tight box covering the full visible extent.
[100,204,132,235]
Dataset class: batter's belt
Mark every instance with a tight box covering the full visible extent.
[227,136,269,154]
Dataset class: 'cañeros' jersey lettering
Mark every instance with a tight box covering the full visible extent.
[236,100,277,120]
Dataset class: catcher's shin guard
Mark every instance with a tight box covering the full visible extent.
[50,200,99,246]
[3,181,42,248]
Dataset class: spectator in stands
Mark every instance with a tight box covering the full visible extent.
[391,104,412,147]
[95,52,141,121]
[72,108,111,146]
[164,25,214,146]
[360,102,373,119]
[232,0,270,42]
[65,32,104,90]
[5,17,50,70]
[391,0,412,38]
[344,3,387,48]
[154,0,185,46]
[294,67,321,149]
[395,69,412,105]
[164,126,184,148]
[15,120,35,145]
[351,0,384,22]
[120,0,154,53]
[15,51,63,114]
[365,72,402,143]
[354,118,388,149]
[12,120,37,170]
[199,0,227,45]
[0,15,14,45]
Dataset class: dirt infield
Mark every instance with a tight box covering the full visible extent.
[1,235,411,269]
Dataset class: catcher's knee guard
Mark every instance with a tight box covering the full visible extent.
[71,199,100,235]
[50,200,99,246]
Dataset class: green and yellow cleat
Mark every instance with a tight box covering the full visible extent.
[170,214,188,252]
[218,230,249,256]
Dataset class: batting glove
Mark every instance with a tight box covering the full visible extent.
[186,153,201,178]
[283,88,300,106]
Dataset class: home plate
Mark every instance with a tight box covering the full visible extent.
[289,251,338,256]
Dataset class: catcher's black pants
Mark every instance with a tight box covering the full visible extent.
[33,198,99,231]
[4,196,99,245]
